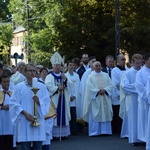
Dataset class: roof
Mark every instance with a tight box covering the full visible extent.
[13,25,26,33]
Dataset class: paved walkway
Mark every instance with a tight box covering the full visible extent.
[50,128,145,150]
[15,128,145,150]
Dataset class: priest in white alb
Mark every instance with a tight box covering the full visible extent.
[135,53,150,143]
[82,61,113,136]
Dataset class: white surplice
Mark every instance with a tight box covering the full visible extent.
[111,67,127,105]
[146,76,150,150]
[119,73,129,138]
[82,71,113,136]
[9,81,50,142]
[65,72,80,107]
[135,65,150,142]
[0,84,17,147]
[121,67,141,143]
[43,118,54,145]
[0,89,14,135]
[80,68,93,118]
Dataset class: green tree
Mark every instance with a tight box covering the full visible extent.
[8,0,116,65]
[0,0,11,21]
[0,24,13,64]
[120,0,150,58]
[8,0,57,66]
[43,0,116,63]
[8,0,150,65]
[0,0,13,64]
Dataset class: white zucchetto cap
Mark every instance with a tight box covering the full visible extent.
[50,52,63,65]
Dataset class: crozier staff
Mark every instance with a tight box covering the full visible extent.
[9,63,50,150]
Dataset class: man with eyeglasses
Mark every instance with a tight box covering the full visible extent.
[9,63,50,150]
[111,54,128,135]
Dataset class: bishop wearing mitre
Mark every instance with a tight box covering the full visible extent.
[45,52,73,139]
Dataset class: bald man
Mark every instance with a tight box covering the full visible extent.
[82,61,113,136]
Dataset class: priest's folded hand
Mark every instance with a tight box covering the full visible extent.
[99,89,106,95]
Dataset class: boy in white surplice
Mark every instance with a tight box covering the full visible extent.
[0,74,14,150]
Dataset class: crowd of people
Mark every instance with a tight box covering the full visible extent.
[0,51,150,150]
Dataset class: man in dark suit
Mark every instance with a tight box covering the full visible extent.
[102,55,114,78]
[80,53,90,71]
[72,57,85,80]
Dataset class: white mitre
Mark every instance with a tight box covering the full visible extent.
[50,52,63,65]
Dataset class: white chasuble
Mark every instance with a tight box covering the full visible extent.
[82,71,113,123]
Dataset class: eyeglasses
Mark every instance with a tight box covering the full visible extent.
[121,58,126,61]
[26,70,36,73]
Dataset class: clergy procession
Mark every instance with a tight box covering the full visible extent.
[0,51,150,150]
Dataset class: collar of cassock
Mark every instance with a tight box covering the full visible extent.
[0,90,12,106]
[94,71,101,76]
[116,65,126,71]
[25,80,32,87]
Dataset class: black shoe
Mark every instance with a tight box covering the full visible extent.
[132,142,146,146]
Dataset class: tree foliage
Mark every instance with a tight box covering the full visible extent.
[44,0,116,62]
[0,0,13,63]
[8,0,116,65]
[0,0,11,21]
[120,0,150,58]
[2,0,150,65]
